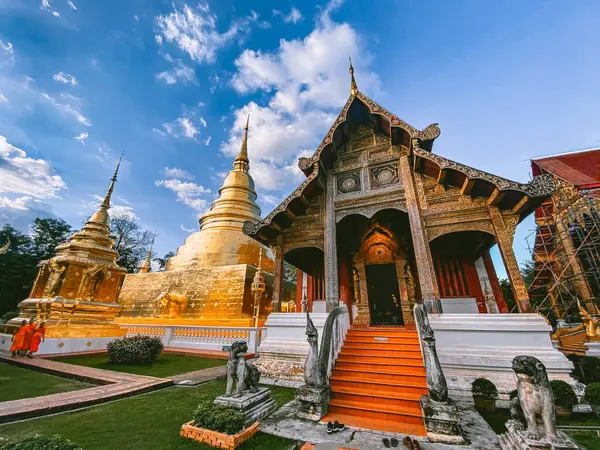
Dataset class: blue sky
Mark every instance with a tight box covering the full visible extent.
[1,0,599,279]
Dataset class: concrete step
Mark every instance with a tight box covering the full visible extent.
[344,335,421,345]
[334,361,426,376]
[330,377,428,397]
[320,411,426,435]
[336,354,424,366]
[342,342,421,352]
[332,367,426,386]
[326,400,425,427]
[331,389,422,409]
[338,348,423,359]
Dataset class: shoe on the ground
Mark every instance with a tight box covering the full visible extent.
[26,353,33,359]
[390,437,399,447]
[326,421,334,434]
[411,439,420,450]
[382,438,391,448]
[332,421,346,432]
[402,436,413,449]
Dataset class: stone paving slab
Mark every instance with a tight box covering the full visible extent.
[261,399,500,450]
[0,352,172,424]
[172,365,226,385]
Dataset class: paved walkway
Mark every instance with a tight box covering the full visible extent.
[172,364,227,385]
[0,352,172,423]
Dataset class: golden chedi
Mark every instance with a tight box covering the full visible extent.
[117,117,292,327]
[11,158,127,342]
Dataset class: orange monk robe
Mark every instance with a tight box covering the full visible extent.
[29,326,46,354]
[9,326,27,353]
[22,324,36,351]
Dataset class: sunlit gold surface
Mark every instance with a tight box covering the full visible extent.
[117,123,289,326]
[8,159,127,338]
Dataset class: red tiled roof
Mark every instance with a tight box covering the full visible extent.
[532,148,600,197]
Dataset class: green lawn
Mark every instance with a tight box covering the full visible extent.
[0,381,296,450]
[0,362,91,402]
[53,353,226,378]
[478,408,600,449]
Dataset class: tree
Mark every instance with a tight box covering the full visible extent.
[499,278,518,313]
[284,261,298,284]
[110,214,154,273]
[0,225,37,315]
[30,218,72,261]
[154,251,175,271]
[520,259,536,289]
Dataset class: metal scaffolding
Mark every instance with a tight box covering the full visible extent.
[525,179,600,328]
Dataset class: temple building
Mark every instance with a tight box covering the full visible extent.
[4,158,128,353]
[116,119,294,327]
[244,63,574,433]
[529,148,600,355]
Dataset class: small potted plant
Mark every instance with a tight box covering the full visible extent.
[472,378,498,412]
[584,382,600,417]
[550,380,577,418]
[180,400,259,449]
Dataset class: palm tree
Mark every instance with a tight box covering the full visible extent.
[153,251,175,271]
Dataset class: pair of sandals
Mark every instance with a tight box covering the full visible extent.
[382,436,420,449]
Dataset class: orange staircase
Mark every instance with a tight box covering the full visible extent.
[322,325,427,436]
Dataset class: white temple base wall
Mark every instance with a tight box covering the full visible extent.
[586,341,600,357]
[429,313,577,402]
[440,298,479,314]
[255,312,328,382]
[0,333,116,355]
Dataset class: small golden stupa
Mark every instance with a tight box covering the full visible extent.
[12,157,127,339]
[117,117,293,326]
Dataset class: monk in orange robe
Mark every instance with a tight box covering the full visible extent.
[21,318,36,356]
[10,320,27,357]
[27,322,46,358]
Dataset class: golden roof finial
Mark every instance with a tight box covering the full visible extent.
[89,152,124,226]
[235,114,250,165]
[258,246,263,270]
[349,56,358,96]
[140,233,155,273]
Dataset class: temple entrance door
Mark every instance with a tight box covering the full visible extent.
[366,263,403,326]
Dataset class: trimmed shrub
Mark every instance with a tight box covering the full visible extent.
[550,380,578,408]
[0,434,81,450]
[584,382,600,406]
[193,400,246,435]
[0,311,19,324]
[106,335,163,365]
[472,378,498,400]
[568,354,600,385]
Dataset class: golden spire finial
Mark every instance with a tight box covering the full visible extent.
[234,114,250,165]
[88,152,124,226]
[349,56,358,96]
[140,234,155,273]
[258,246,262,270]
[101,152,124,210]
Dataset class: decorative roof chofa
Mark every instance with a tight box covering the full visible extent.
[298,91,441,173]
[414,147,556,198]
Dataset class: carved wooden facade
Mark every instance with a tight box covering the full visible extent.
[243,90,555,320]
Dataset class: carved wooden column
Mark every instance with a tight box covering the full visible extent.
[271,235,284,313]
[488,206,533,313]
[324,173,339,310]
[339,254,353,323]
[395,259,413,323]
[398,150,442,313]
[295,269,303,312]
[353,261,370,325]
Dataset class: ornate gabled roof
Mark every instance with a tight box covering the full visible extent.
[298,91,441,174]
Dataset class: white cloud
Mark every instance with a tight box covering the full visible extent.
[74,132,88,144]
[203,136,211,146]
[0,196,31,211]
[155,3,252,64]
[0,93,7,103]
[0,135,67,203]
[156,54,197,85]
[155,179,211,212]
[199,116,207,127]
[67,0,77,10]
[134,15,139,22]
[164,167,194,180]
[41,0,60,17]
[0,41,14,54]
[223,0,381,196]
[180,224,196,233]
[41,92,92,127]
[273,7,303,24]
[53,71,78,86]
[155,34,163,45]
[156,104,207,140]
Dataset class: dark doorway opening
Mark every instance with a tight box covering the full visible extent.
[366,263,403,326]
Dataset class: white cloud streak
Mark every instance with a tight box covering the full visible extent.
[41,92,92,127]
[164,167,194,180]
[74,132,88,144]
[53,71,78,86]
[273,7,304,24]
[155,178,211,212]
